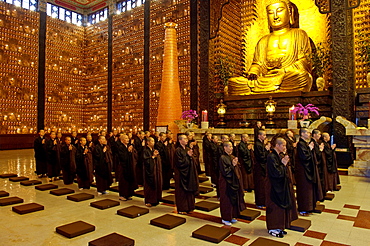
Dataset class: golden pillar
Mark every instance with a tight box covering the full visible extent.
[156,21,182,136]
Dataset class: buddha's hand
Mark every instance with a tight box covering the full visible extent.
[246,73,258,81]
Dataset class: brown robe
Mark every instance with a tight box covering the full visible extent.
[116,141,137,198]
[93,144,113,192]
[76,145,93,189]
[34,136,47,175]
[202,135,211,176]
[174,145,199,213]
[266,150,298,230]
[295,138,319,212]
[238,141,254,191]
[133,135,145,185]
[46,138,61,178]
[285,136,297,185]
[143,146,162,205]
[60,143,76,185]
[155,140,171,190]
[219,154,246,221]
[322,141,340,191]
[209,141,220,190]
[311,139,325,200]
[253,139,268,206]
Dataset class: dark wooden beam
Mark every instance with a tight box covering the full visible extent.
[143,0,150,131]
[37,11,47,131]
[107,15,113,132]
[190,0,198,112]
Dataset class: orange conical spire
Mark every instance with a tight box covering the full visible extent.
[156,20,183,136]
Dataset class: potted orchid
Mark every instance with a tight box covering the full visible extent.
[291,103,320,128]
[181,109,198,128]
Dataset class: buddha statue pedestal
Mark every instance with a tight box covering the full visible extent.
[223,91,332,128]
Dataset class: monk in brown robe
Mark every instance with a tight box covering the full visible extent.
[174,134,199,214]
[165,130,176,181]
[155,132,171,190]
[254,130,270,208]
[75,137,93,189]
[209,135,220,189]
[284,129,297,184]
[143,137,162,207]
[295,128,319,215]
[266,137,298,238]
[60,136,77,185]
[219,141,246,226]
[133,131,146,186]
[238,134,254,192]
[187,130,202,174]
[34,129,47,177]
[93,136,113,195]
[322,132,340,191]
[202,132,212,176]
[46,131,61,182]
[311,129,325,200]
[116,134,137,201]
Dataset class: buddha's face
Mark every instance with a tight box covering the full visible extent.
[267,2,290,30]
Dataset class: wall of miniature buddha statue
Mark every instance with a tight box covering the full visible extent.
[0,3,39,134]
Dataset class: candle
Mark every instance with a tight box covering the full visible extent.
[289,106,296,120]
[202,110,208,122]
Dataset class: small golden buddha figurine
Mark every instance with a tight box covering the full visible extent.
[229,0,313,94]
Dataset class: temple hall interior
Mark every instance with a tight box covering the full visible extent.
[1,0,370,245]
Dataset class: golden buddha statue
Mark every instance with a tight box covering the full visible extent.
[229,0,313,95]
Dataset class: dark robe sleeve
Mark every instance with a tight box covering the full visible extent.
[267,151,291,209]
[238,141,252,173]
[143,147,155,188]
[254,140,267,176]
[297,139,315,182]
[219,155,240,205]
[323,142,336,173]
[175,147,199,192]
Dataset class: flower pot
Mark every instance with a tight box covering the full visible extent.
[300,120,310,128]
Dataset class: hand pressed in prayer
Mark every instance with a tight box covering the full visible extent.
[89,142,93,147]
[319,143,324,152]
[42,139,45,144]
[153,150,159,156]
[331,144,336,150]
[68,145,72,151]
[187,149,193,157]
[232,157,238,166]
[84,148,88,154]
[142,141,145,146]
[309,141,314,150]
[128,145,133,152]
[293,142,297,148]
[75,140,78,144]
[265,142,271,151]
[53,139,57,145]
[164,141,168,146]
[103,146,107,153]
[282,155,289,166]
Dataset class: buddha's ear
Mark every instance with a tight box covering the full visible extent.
[289,4,295,26]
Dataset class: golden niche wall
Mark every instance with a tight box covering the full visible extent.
[45,17,85,133]
[112,5,145,131]
[149,0,191,130]
[353,0,370,88]
[0,2,39,134]
[84,21,109,133]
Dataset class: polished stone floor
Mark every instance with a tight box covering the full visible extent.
[1,149,370,246]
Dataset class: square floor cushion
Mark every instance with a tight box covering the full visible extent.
[89,233,134,246]
[109,186,119,192]
[238,209,261,221]
[192,224,230,243]
[314,204,325,213]
[195,201,220,212]
[150,214,186,229]
[9,176,29,182]
[133,190,144,198]
[0,196,23,206]
[56,221,95,238]
[20,180,42,186]
[117,205,149,218]
[289,218,311,232]
[67,193,95,202]
[90,199,120,210]
[12,203,44,214]
[0,190,9,197]
[324,193,335,200]
[35,184,58,191]
[249,237,289,246]
[198,186,214,194]
[50,188,75,196]
[0,173,17,178]
[160,195,175,204]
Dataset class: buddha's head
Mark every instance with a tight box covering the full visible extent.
[266,0,295,30]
